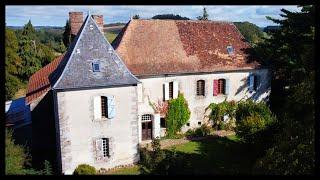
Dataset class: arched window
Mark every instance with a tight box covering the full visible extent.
[196,80,205,96]
[218,79,226,94]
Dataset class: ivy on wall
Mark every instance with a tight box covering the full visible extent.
[166,93,191,137]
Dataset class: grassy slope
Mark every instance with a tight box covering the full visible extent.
[108,135,261,175]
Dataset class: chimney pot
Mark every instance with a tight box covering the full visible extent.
[69,12,83,36]
[92,15,104,33]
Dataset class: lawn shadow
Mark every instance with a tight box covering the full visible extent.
[169,136,266,175]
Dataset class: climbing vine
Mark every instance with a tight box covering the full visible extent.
[166,93,191,137]
[206,99,237,129]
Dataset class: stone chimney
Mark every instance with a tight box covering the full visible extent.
[91,15,104,33]
[69,12,83,36]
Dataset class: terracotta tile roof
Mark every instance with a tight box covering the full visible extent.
[26,55,64,104]
[112,19,261,76]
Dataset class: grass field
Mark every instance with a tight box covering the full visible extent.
[108,135,261,175]
[105,32,119,43]
[106,166,140,175]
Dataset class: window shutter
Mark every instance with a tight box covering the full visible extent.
[248,74,255,91]
[213,80,218,96]
[94,96,101,119]
[225,79,230,95]
[173,81,179,99]
[255,75,261,90]
[95,139,103,161]
[107,96,115,119]
[164,83,169,100]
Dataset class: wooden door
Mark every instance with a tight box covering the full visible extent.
[142,121,152,141]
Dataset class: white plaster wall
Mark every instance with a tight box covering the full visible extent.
[137,69,270,132]
[56,86,139,173]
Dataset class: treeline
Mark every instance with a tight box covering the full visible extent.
[5,20,66,101]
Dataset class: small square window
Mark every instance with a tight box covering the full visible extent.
[198,121,201,125]
[186,123,190,126]
[227,46,234,55]
[160,118,166,128]
[92,62,100,72]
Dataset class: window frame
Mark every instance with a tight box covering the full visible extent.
[196,80,205,96]
[218,79,226,95]
[102,138,109,157]
[169,82,174,99]
[227,46,234,55]
[92,62,100,72]
[101,96,107,118]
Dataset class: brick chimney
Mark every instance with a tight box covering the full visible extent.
[91,15,104,33]
[69,12,83,36]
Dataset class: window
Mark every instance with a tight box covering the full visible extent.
[92,62,100,72]
[218,79,226,94]
[160,118,166,128]
[198,121,202,125]
[227,46,234,55]
[197,80,205,96]
[186,123,190,127]
[169,82,174,99]
[142,114,152,122]
[101,96,107,118]
[102,138,109,157]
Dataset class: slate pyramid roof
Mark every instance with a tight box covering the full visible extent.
[26,14,139,104]
[50,14,139,90]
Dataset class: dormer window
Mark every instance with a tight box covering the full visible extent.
[227,46,234,55]
[92,62,100,72]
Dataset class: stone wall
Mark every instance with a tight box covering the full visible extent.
[137,69,271,132]
[55,86,139,174]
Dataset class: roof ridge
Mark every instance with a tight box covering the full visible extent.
[51,14,91,89]
[131,19,234,24]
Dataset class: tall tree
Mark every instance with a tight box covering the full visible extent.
[197,7,209,20]
[18,20,42,80]
[62,20,72,48]
[253,5,315,175]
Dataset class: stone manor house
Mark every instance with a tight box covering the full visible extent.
[25,12,270,174]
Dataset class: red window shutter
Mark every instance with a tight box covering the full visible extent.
[213,80,218,96]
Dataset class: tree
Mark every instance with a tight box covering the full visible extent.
[5,28,23,100]
[132,14,140,19]
[18,20,42,81]
[197,7,209,20]
[252,5,315,175]
[152,14,190,20]
[63,20,72,48]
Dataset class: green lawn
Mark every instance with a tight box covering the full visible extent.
[107,166,140,175]
[108,135,262,175]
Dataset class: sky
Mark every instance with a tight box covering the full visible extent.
[5,5,301,27]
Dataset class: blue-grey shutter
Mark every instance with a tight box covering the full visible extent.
[107,96,115,119]
[248,73,254,91]
[225,79,230,95]
[256,75,261,90]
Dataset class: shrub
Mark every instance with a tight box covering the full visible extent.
[235,100,277,142]
[206,100,237,129]
[139,138,165,174]
[185,125,212,137]
[73,164,96,175]
[236,100,276,126]
[166,93,191,137]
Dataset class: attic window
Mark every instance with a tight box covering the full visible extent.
[227,46,234,55]
[92,62,100,72]
[90,24,94,30]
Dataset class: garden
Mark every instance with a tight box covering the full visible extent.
[73,94,279,175]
